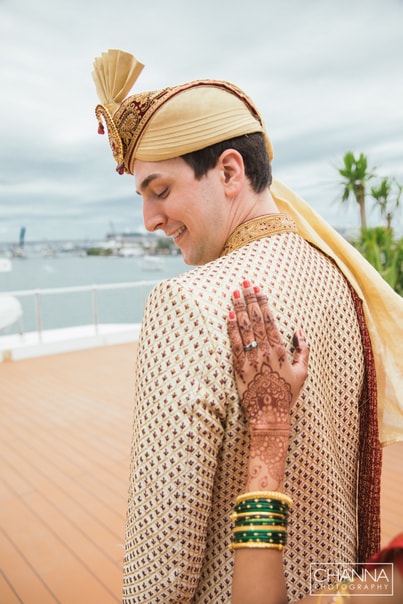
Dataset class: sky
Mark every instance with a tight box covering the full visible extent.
[0,0,402,244]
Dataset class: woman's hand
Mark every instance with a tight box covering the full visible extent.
[228,281,309,490]
[228,281,309,418]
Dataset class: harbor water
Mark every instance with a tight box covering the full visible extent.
[0,253,189,335]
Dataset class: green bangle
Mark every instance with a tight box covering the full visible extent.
[234,504,289,517]
[233,517,288,528]
[235,499,290,510]
[231,510,287,521]
[232,535,287,546]
[232,531,287,543]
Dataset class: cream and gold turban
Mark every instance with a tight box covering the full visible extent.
[92,49,403,446]
[92,49,272,174]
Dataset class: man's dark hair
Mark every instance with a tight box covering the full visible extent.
[181,132,272,193]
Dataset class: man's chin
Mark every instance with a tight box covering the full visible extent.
[183,255,197,266]
[182,251,200,267]
[181,245,214,266]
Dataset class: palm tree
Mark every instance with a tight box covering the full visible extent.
[338,151,375,229]
[370,177,402,230]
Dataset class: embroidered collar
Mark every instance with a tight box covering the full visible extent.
[220,213,298,256]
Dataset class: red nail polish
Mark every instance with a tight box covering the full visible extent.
[233,290,241,299]
[229,311,236,320]
[243,280,251,288]
[253,286,260,294]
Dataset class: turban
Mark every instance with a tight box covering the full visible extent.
[92,49,403,446]
[92,49,272,175]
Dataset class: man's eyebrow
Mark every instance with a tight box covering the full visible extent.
[136,173,161,195]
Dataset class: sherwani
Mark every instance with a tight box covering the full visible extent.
[122,214,371,603]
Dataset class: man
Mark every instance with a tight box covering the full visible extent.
[92,49,403,603]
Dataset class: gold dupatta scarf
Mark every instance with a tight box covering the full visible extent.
[271,177,403,448]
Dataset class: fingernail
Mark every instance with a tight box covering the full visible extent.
[292,330,304,347]
[233,289,241,299]
[229,310,236,320]
[253,286,260,294]
[243,280,251,288]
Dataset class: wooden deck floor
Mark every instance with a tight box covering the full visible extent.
[0,343,402,603]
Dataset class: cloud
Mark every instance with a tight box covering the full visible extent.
[0,0,402,243]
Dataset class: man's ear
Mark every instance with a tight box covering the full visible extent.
[217,149,245,197]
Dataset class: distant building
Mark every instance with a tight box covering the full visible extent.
[105,230,177,255]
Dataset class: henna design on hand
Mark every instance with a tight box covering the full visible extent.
[242,362,292,490]
[249,429,290,487]
[227,282,309,490]
[242,363,292,427]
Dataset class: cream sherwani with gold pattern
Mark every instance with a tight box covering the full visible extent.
[123,217,365,603]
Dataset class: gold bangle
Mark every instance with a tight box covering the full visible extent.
[236,491,293,507]
[233,525,286,533]
[229,541,285,551]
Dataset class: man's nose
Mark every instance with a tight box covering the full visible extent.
[142,202,166,233]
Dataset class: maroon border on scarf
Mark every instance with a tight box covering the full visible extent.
[349,285,382,562]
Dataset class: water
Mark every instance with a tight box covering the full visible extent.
[0,254,189,334]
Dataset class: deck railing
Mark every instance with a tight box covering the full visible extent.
[1,280,160,341]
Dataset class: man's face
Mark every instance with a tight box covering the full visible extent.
[134,157,231,265]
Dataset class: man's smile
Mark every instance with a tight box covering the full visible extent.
[171,226,186,242]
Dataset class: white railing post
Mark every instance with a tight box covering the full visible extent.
[91,287,99,334]
[34,291,43,342]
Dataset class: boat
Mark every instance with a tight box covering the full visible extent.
[0,257,12,272]
[118,246,143,257]
[0,295,22,331]
[140,255,165,271]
